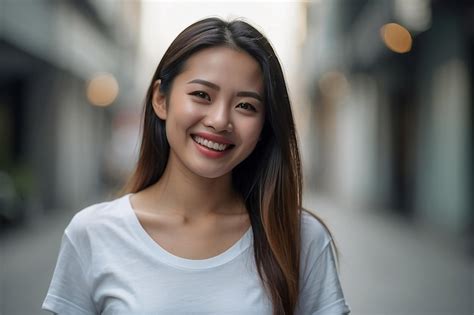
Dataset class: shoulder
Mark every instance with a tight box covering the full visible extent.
[300,210,333,259]
[64,194,130,242]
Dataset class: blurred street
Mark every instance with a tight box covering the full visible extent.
[0,192,472,315]
[0,210,71,315]
[1,1,473,315]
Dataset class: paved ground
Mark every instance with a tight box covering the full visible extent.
[0,209,70,315]
[0,193,472,315]
[303,194,473,315]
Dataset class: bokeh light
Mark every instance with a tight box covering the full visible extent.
[380,22,412,53]
[86,73,119,107]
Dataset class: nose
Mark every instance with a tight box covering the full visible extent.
[203,101,233,133]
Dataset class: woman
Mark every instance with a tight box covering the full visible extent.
[42,17,351,315]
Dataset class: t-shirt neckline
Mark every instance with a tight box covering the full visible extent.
[122,193,253,270]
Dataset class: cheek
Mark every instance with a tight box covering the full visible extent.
[240,119,264,148]
[167,100,204,132]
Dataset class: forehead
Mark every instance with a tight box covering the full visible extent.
[178,46,263,92]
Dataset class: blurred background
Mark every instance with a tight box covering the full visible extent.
[0,0,472,314]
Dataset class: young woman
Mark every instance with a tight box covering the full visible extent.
[42,17,351,315]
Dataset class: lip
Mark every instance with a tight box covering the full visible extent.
[191,132,235,145]
[191,132,235,159]
[193,140,232,159]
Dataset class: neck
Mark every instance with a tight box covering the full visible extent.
[147,156,241,219]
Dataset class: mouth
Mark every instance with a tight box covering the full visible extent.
[191,135,235,152]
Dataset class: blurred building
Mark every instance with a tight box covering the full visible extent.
[301,0,472,244]
[0,0,141,223]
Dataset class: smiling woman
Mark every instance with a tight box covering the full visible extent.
[42,17,351,315]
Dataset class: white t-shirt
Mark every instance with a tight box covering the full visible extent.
[42,194,351,314]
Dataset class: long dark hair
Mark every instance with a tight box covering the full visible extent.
[122,17,338,315]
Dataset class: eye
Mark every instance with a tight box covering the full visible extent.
[236,102,257,112]
[190,91,211,101]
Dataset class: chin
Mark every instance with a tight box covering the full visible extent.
[190,164,233,180]
[197,170,231,180]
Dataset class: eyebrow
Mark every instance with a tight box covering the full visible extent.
[188,79,220,91]
[187,79,263,102]
[236,91,263,102]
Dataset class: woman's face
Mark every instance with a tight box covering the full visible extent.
[153,46,265,179]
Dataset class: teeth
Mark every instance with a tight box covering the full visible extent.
[192,135,230,152]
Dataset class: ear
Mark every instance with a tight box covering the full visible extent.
[152,79,167,120]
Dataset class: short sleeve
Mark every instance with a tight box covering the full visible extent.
[296,239,351,315]
[296,211,351,315]
[42,231,97,314]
